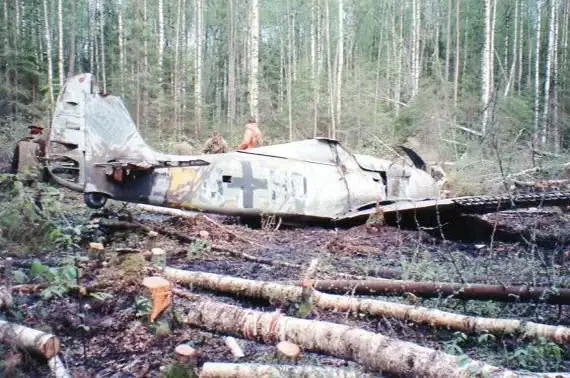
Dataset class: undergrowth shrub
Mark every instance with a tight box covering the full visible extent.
[0,174,77,253]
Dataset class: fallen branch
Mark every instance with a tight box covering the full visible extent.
[224,337,245,359]
[163,268,570,345]
[286,279,570,305]
[199,363,369,378]
[134,203,261,246]
[183,298,516,377]
[0,320,60,359]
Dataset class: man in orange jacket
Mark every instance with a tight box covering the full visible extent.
[238,119,263,150]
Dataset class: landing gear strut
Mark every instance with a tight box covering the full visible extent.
[84,192,108,209]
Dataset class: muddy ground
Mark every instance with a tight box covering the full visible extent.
[1,184,570,377]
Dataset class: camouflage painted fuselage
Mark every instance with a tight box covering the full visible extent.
[46,73,441,224]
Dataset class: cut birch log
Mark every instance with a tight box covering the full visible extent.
[0,257,13,309]
[175,343,199,365]
[163,268,570,345]
[199,363,370,378]
[48,355,71,378]
[133,203,197,218]
[183,298,516,377]
[224,336,245,359]
[286,279,570,305]
[276,341,301,360]
[142,276,172,322]
[151,248,167,268]
[0,320,60,359]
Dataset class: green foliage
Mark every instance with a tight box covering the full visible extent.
[29,257,79,300]
[134,296,152,318]
[505,337,564,372]
[186,239,211,260]
[443,331,468,355]
[163,363,197,378]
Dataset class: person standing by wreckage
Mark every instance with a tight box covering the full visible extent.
[238,119,263,150]
[10,125,48,181]
[202,131,229,154]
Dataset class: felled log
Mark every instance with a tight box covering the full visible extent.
[199,363,370,378]
[287,279,570,305]
[0,320,60,359]
[184,299,515,377]
[163,268,570,345]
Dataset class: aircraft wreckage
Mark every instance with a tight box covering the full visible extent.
[44,74,570,229]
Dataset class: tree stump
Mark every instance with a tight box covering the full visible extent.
[142,276,172,322]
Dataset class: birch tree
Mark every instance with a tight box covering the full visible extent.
[43,0,54,105]
[481,0,493,134]
[250,0,259,123]
[57,0,64,89]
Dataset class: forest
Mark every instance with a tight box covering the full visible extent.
[1,0,570,377]
[1,0,569,166]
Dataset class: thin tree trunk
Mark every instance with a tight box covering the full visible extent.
[533,1,543,147]
[541,0,556,147]
[3,0,8,52]
[43,0,54,105]
[311,0,317,137]
[57,0,63,89]
[227,0,236,136]
[552,0,560,152]
[504,0,518,97]
[67,0,76,78]
[194,0,203,136]
[158,0,164,130]
[444,0,451,82]
[99,0,106,92]
[481,0,492,134]
[88,0,94,73]
[453,0,461,125]
[249,0,259,122]
[173,0,182,138]
[517,0,524,94]
[411,0,421,98]
[335,0,343,135]
[117,0,124,96]
[287,0,293,140]
[325,0,335,138]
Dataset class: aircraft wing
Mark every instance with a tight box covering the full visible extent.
[335,191,570,227]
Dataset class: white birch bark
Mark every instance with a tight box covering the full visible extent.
[117,0,124,96]
[249,0,259,122]
[534,1,543,146]
[325,0,335,138]
[541,0,556,147]
[194,0,203,136]
[99,0,106,92]
[481,0,492,134]
[57,0,64,89]
[335,0,343,135]
[43,0,54,105]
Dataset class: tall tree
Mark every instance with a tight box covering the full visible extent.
[481,0,494,134]
[57,0,64,89]
[250,0,259,122]
[43,0,54,105]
